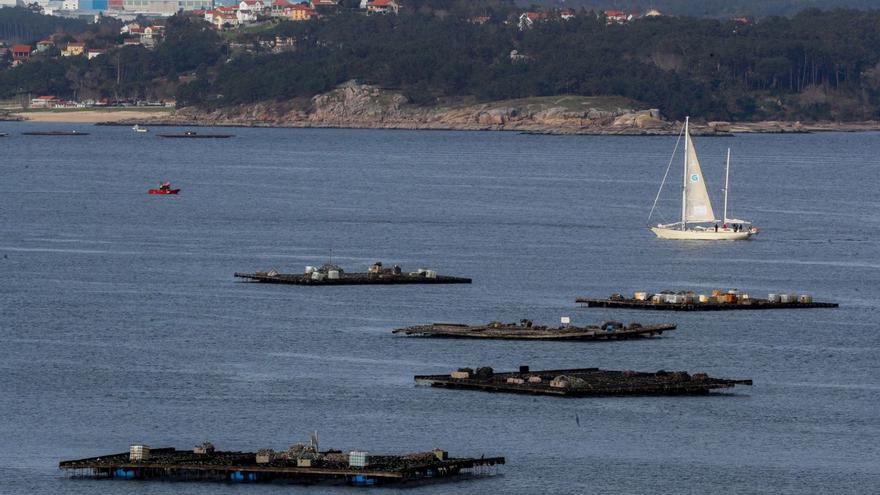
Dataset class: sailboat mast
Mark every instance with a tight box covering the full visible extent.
[681,117,689,229]
[723,148,730,223]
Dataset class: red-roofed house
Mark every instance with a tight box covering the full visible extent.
[284,3,315,21]
[604,9,630,24]
[365,0,398,15]
[30,95,59,108]
[238,0,264,22]
[518,11,547,30]
[209,9,241,29]
[12,44,32,62]
[271,0,292,15]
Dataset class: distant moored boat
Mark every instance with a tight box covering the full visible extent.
[158,131,233,139]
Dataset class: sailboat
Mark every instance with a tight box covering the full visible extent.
[648,117,758,240]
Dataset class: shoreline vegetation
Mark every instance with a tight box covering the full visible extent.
[4,8,880,129]
[5,88,879,135]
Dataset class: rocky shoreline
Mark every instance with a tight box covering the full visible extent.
[12,82,880,135]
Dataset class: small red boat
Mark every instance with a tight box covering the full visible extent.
[149,182,179,195]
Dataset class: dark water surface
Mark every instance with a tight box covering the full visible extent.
[1,122,878,494]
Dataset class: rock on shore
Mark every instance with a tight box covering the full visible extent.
[109,81,706,135]
[102,81,880,134]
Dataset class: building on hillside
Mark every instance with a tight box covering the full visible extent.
[211,10,239,28]
[270,0,289,15]
[62,42,85,56]
[365,0,397,15]
[731,15,751,24]
[283,3,314,21]
[559,8,574,20]
[141,24,164,46]
[12,44,32,62]
[61,0,79,9]
[309,0,336,7]
[178,0,214,11]
[467,15,489,25]
[518,11,547,30]
[87,48,107,59]
[30,95,60,107]
[0,0,24,7]
[237,0,264,22]
[643,8,661,17]
[121,22,141,34]
[273,35,295,52]
[35,39,56,52]
[78,0,108,9]
[121,0,178,14]
[603,9,630,24]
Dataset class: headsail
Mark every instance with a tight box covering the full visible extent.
[684,131,716,222]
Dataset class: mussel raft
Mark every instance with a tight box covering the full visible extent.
[393,320,675,340]
[235,261,471,285]
[59,443,504,487]
[577,289,838,311]
[415,366,752,397]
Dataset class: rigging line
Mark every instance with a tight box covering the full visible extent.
[647,124,685,224]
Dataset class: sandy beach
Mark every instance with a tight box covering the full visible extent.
[11,109,173,123]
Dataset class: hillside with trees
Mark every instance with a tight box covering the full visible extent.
[533,0,880,18]
[3,7,880,122]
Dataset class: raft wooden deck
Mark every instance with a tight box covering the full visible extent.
[235,272,472,285]
[576,297,838,311]
[415,367,752,397]
[22,131,89,136]
[60,447,503,486]
[393,322,675,340]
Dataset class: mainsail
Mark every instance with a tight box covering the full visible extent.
[684,131,716,222]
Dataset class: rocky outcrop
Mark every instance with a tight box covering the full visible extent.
[0,110,24,121]
[104,81,738,135]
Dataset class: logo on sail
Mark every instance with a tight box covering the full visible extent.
[690,174,700,183]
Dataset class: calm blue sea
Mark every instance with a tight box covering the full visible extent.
[1,122,878,494]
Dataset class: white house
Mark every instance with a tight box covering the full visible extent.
[237,0,264,22]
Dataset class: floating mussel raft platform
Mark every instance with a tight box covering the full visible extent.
[235,262,471,286]
[393,319,675,341]
[60,440,503,487]
[22,130,89,136]
[415,366,752,397]
[577,289,838,311]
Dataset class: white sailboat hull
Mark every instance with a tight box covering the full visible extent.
[651,226,754,241]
